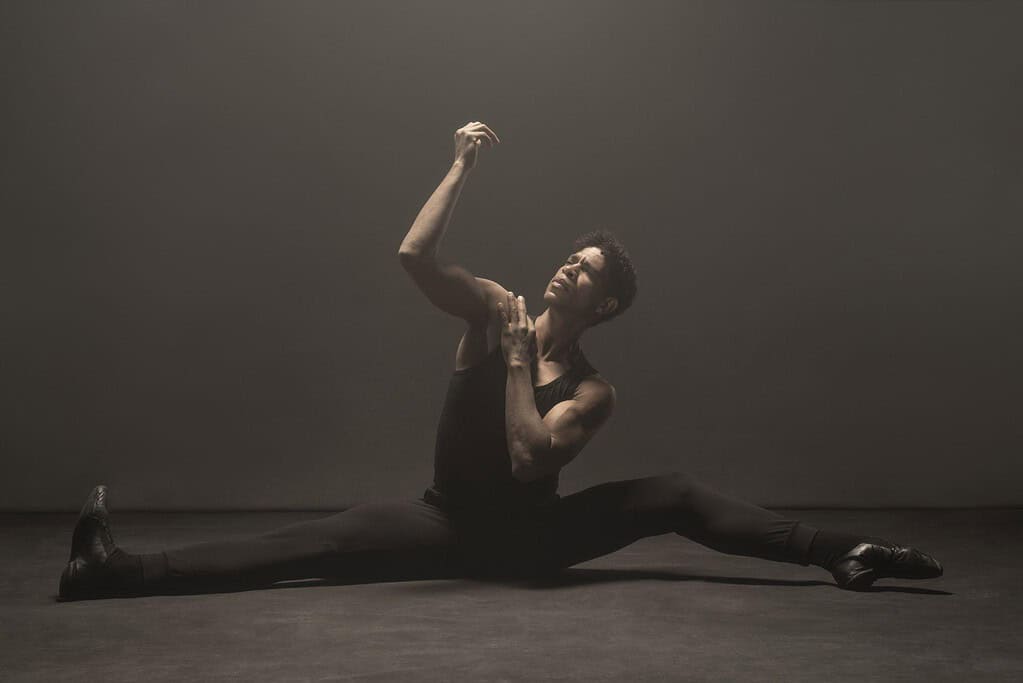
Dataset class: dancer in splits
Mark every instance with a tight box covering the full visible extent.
[59,121,942,600]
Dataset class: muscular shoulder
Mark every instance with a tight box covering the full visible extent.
[573,376,617,421]
[540,375,617,474]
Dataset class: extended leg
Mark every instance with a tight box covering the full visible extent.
[524,472,942,590]
[529,472,818,573]
[146,498,463,588]
[59,487,464,600]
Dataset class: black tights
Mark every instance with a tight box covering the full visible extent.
[128,473,825,593]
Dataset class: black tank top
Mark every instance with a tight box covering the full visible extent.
[427,343,598,511]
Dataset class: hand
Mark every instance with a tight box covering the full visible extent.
[497,291,535,367]
[453,121,500,170]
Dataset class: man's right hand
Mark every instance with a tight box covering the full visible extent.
[453,121,501,170]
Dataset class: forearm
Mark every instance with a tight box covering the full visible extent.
[399,161,471,260]
[505,363,554,476]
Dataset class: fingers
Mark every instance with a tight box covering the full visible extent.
[462,131,491,149]
[506,291,518,325]
[474,122,500,145]
[462,121,501,146]
[499,291,530,328]
[472,131,496,149]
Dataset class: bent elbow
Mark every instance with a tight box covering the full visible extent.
[510,459,539,483]
[398,249,427,271]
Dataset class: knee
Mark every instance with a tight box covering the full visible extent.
[618,471,703,534]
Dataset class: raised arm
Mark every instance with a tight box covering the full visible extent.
[399,121,501,324]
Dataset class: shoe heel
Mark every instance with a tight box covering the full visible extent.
[842,568,877,591]
[832,557,878,591]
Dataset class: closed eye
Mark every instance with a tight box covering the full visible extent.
[567,259,594,276]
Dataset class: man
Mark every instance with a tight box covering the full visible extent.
[58,121,942,600]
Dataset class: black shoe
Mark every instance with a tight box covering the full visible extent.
[830,541,944,591]
[58,485,122,601]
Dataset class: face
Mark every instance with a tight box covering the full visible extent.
[543,246,617,321]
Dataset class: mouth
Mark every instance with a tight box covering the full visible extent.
[552,278,570,290]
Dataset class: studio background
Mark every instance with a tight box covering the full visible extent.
[3,0,1020,510]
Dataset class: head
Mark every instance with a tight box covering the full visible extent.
[543,229,638,327]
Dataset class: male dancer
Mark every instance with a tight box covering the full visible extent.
[58,121,942,600]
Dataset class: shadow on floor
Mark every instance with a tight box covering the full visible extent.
[463,567,953,595]
[55,565,951,602]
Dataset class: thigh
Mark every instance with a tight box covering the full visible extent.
[263,498,466,581]
[530,474,689,572]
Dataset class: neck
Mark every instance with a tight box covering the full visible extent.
[534,308,588,363]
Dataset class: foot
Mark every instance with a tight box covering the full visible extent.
[58,485,122,601]
[830,541,943,591]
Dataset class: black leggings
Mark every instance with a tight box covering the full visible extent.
[138,473,820,591]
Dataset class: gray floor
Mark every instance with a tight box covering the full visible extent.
[1,509,1019,682]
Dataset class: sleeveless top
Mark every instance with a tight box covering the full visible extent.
[426,343,599,511]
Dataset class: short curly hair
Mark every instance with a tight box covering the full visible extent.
[571,229,638,326]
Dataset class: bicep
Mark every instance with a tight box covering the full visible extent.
[401,256,496,324]
[541,382,616,469]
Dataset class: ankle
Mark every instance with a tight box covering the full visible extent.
[103,548,144,587]
[808,531,884,570]
[138,552,169,585]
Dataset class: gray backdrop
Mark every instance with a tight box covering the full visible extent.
[3,1,1021,510]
